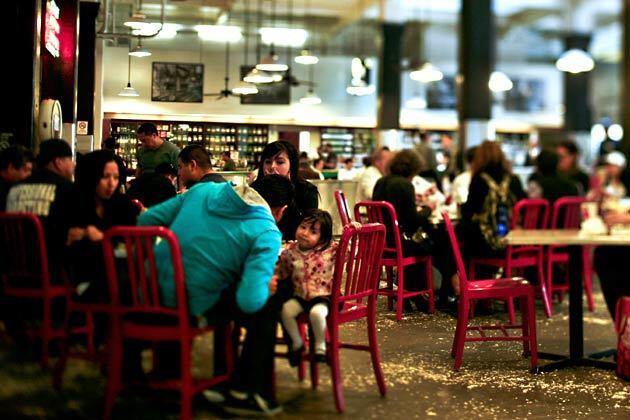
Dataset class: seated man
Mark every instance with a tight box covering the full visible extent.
[177,144,226,189]
[137,174,294,416]
[0,145,34,210]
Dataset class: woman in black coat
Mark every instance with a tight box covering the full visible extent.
[251,141,319,240]
[67,150,139,303]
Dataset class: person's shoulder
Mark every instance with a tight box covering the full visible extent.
[296,178,318,194]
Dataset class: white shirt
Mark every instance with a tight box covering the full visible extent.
[355,166,383,201]
[452,170,472,204]
[338,167,359,181]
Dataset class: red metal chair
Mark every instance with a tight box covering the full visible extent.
[102,226,232,420]
[130,198,145,213]
[0,212,71,368]
[297,223,387,412]
[545,196,595,311]
[334,190,352,226]
[354,201,434,321]
[443,212,538,372]
[469,198,552,321]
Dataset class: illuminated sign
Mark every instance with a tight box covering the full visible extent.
[45,0,61,58]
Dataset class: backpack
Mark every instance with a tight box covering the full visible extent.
[473,173,516,251]
[616,296,630,381]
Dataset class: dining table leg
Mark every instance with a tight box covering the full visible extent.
[568,245,584,362]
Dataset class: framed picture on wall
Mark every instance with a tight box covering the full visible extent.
[151,62,204,103]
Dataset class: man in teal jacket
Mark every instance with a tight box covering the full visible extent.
[137,174,294,416]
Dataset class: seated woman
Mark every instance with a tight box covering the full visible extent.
[460,140,525,262]
[67,150,138,303]
[372,150,450,309]
[250,140,319,240]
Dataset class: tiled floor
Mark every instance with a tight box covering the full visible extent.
[0,284,628,419]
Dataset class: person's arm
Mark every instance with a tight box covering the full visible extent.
[510,175,526,200]
[461,175,486,221]
[169,143,181,168]
[137,193,185,227]
[237,229,282,313]
[388,179,423,235]
[358,169,378,200]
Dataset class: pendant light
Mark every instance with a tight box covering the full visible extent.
[488,71,513,92]
[124,0,149,31]
[118,47,140,97]
[409,5,443,83]
[346,0,374,96]
[234,0,259,94]
[256,0,289,72]
[245,0,274,83]
[294,0,318,65]
[129,36,151,57]
[300,64,321,105]
[555,48,595,74]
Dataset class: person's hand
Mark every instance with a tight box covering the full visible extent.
[66,227,85,245]
[268,274,278,295]
[348,221,362,230]
[85,225,104,242]
[604,211,630,226]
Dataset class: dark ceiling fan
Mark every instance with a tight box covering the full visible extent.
[204,41,257,100]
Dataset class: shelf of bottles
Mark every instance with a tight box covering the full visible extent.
[109,120,269,170]
[320,128,375,165]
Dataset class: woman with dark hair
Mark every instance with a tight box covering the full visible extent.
[460,140,525,260]
[67,150,138,302]
[372,150,450,307]
[251,140,318,240]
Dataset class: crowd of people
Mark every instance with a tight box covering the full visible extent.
[1,126,630,415]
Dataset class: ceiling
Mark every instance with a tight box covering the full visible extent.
[99,0,623,61]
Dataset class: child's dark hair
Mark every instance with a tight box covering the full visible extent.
[299,209,333,250]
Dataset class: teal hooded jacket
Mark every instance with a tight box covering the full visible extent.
[137,182,281,315]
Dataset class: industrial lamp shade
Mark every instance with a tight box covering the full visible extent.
[488,71,513,92]
[409,62,443,83]
[232,81,259,95]
[243,68,275,84]
[555,49,595,74]
[294,49,319,65]
[256,52,289,72]
[299,90,322,105]
[129,40,152,58]
[118,82,140,97]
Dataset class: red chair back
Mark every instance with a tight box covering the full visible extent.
[354,201,402,257]
[334,190,352,226]
[512,198,550,230]
[442,211,471,299]
[130,199,144,214]
[103,226,186,321]
[330,222,386,311]
[551,196,586,229]
[0,212,50,290]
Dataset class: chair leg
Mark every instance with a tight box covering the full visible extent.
[86,311,96,356]
[179,341,193,420]
[297,321,306,382]
[396,268,404,321]
[506,298,516,325]
[526,291,538,371]
[53,305,72,391]
[583,247,595,312]
[537,255,552,318]
[451,299,469,366]
[328,324,345,413]
[367,301,386,396]
[308,326,318,390]
[546,256,554,311]
[386,266,394,311]
[519,296,530,356]
[425,261,435,314]
[103,335,122,420]
[40,297,52,369]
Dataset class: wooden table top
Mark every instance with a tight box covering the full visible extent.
[506,229,630,246]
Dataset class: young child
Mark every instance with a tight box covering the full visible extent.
[278,209,337,365]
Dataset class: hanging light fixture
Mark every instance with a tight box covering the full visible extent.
[555,48,595,74]
[294,0,318,65]
[118,50,139,97]
[346,1,375,96]
[408,4,443,84]
[124,0,150,31]
[129,37,151,57]
[300,64,321,104]
[232,80,259,95]
[488,71,513,92]
[256,0,289,72]
[409,62,443,83]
